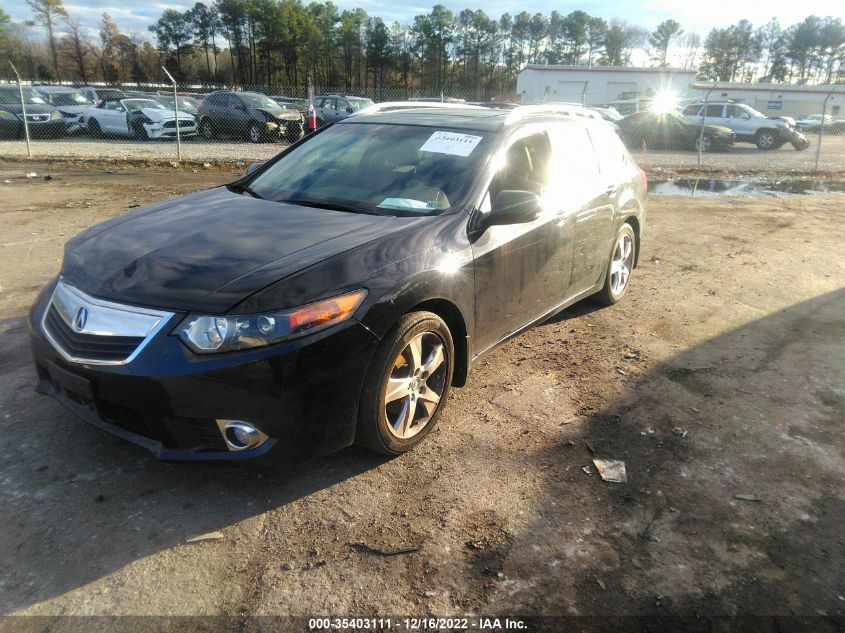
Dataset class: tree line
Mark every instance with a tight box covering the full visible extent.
[2,0,843,98]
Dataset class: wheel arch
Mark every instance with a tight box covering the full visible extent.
[405,298,470,387]
[622,213,642,268]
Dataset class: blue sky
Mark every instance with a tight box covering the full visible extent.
[4,0,844,39]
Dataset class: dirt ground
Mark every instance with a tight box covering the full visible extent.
[0,161,843,631]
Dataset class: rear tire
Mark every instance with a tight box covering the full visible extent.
[593,223,637,306]
[356,311,454,455]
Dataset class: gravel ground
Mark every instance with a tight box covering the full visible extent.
[2,133,845,174]
[0,162,843,631]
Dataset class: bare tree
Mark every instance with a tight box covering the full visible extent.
[26,0,69,81]
[61,15,93,82]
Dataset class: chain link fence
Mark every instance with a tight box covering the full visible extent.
[1,78,843,179]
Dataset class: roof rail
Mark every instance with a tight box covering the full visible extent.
[504,103,602,124]
[350,101,486,117]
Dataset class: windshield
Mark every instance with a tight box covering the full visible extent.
[157,96,198,110]
[346,97,374,111]
[248,123,491,216]
[0,86,46,105]
[741,104,766,118]
[124,99,164,111]
[42,91,92,107]
[241,93,281,110]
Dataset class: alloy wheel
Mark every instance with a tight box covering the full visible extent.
[384,331,448,440]
[758,131,775,149]
[695,135,711,152]
[609,233,634,296]
[248,124,261,143]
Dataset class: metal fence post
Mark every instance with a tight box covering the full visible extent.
[814,85,837,174]
[8,61,32,159]
[161,67,181,162]
[697,81,717,170]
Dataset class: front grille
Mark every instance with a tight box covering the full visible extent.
[45,305,142,362]
[163,120,194,129]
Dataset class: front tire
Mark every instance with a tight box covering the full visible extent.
[87,118,102,138]
[356,311,454,455]
[755,129,780,150]
[694,135,712,152]
[247,123,262,143]
[594,223,636,306]
[199,118,215,140]
[132,121,150,141]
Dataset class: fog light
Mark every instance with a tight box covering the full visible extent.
[217,420,268,451]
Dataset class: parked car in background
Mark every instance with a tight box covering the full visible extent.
[311,95,374,127]
[80,98,197,140]
[35,86,93,133]
[618,111,735,152]
[78,86,126,105]
[153,94,201,117]
[682,101,808,150]
[197,91,303,142]
[0,85,66,138]
[27,105,646,460]
[795,114,845,135]
[795,114,831,131]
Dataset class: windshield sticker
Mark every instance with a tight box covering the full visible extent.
[420,131,482,157]
[378,197,441,211]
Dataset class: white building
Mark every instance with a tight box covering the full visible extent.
[516,65,697,105]
[687,82,843,119]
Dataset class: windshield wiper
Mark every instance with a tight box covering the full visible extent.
[279,198,379,215]
[228,183,264,199]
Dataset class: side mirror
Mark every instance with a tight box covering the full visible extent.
[743,113,751,120]
[346,107,354,114]
[474,190,542,233]
[245,161,264,176]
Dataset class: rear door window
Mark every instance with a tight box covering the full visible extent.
[683,105,702,116]
[704,104,724,117]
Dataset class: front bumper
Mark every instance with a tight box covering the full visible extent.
[145,121,198,139]
[28,281,379,461]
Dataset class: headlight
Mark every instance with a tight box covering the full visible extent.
[265,121,278,128]
[177,289,367,354]
[50,110,63,120]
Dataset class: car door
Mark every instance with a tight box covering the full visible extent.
[552,123,614,297]
[726,104,754,138]
[470,126,574,353]
[227,95,249,134]
[100,101,127,133]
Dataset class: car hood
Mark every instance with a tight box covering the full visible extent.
[257,107,301,121]
[705,124,733,135]
[54,105,89,114]
[60,187,409,313]
[141,108,194,122]
[1,104,55,115]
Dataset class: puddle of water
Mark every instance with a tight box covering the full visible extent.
[648,178,845,197]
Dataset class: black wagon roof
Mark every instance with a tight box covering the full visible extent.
[338,107,513,132]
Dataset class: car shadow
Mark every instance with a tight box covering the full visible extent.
[481,288,844,627]
[0,315,389,613]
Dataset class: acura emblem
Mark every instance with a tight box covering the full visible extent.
[73,306,88,332]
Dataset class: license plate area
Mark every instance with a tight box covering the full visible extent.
[46,360,95,413]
